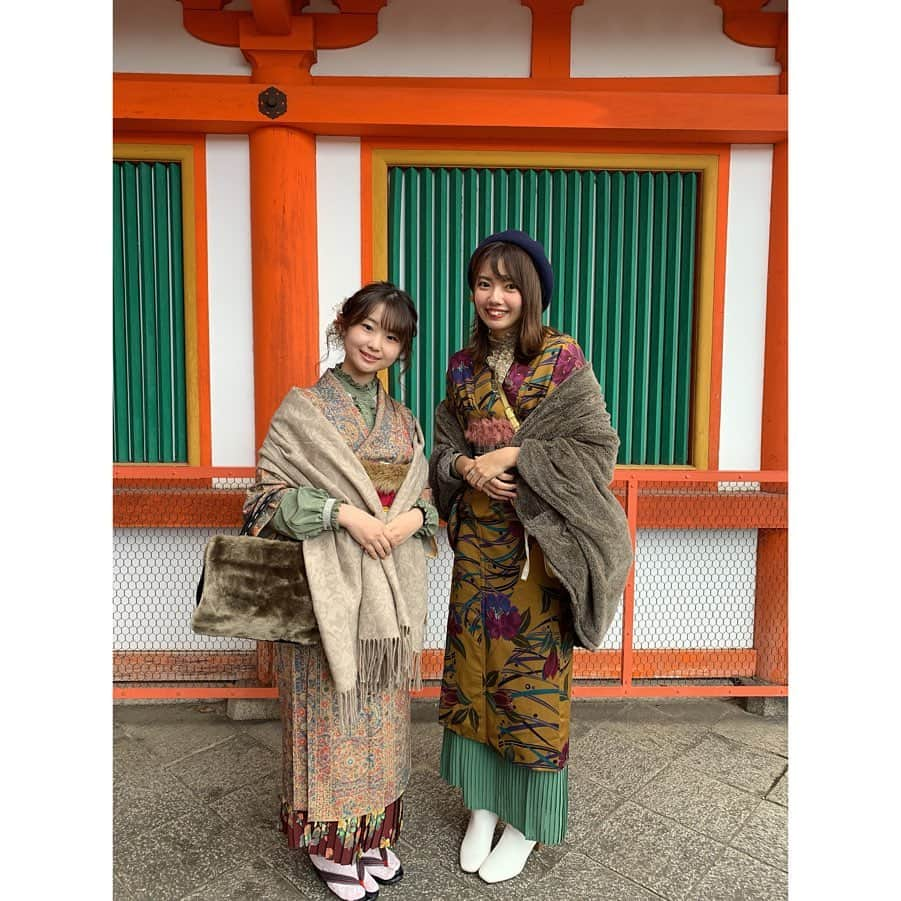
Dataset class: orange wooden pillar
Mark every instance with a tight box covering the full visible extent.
[248,124,319,686]
[248,125,320,448]
[754,140,788,684]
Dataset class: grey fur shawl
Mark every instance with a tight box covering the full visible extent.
[429,363,633,650]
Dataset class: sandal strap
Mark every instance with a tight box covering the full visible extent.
[310,860,366,889]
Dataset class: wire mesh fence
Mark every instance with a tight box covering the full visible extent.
[113,469,786,698]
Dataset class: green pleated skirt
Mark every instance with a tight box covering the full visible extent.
[439,728,568,845]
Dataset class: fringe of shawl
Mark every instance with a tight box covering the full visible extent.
[336,637,423,732]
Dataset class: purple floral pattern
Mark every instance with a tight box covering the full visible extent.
[438,334,583,771]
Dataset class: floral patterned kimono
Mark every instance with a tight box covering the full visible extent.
[437,332,587,845]
[243,368,438,864]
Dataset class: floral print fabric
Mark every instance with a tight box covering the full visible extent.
[438,333,587,771]
[277,641,409,859]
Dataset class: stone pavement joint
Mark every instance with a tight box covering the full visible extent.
[114,697,788,900]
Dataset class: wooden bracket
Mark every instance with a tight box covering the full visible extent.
[715,0,788,92]
[520,0,586,79]
[180,0,382,83]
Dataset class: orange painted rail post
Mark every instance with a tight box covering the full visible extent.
[620,477,639,687]
[754,139,788,685]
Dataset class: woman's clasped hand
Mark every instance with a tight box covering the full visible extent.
[458,447,519,501]
[337,504,425,559]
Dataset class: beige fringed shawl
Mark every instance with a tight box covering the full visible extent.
[248,384,429,730]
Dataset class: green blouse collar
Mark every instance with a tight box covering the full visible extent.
[332,364,379,395]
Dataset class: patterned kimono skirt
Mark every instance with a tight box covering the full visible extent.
[277,642,411,862]
[438,487,575,845]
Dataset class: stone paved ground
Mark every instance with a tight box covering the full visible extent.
[114,697,787,900]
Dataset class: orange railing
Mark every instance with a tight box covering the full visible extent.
[113,467,787,700]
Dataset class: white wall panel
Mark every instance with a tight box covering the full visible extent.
[312,0,531,76]
[719,145,774,470]
[316,138,363,373]
[206,136,256,467]
[572,0,781,77]
[113,0,251,76]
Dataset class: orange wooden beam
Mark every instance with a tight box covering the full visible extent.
[113,78,787,143]
[115,72,781,94]
[112,485,785,528]
[114,650,257,682]
[120,649,758,686]
[113,488,244,527]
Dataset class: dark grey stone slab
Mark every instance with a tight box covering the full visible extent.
[115,807,256,901]
[692,847,788,900]
[570,698,636,723]
[567,726,674,796]
[676,733,787,796]
[729,801,788,871]
[596,715,709,757]
[635,697,742,725]
[712,709,788,757]
[180,859,302,900]
[767,771,788,807]
[579,800,726,898]
[115,752,207,839]
[410,698,440,723]
[116,704,240,767]
[402,767,470,836]
[529,850,661,901]
[564,776,625,848]
[167,732,279,804]
[632,761,762,843]
[114,731,162,774]
[239,718,284,755]
[410,719,444,771]
[114,701,228,727]
[210,772,285,854]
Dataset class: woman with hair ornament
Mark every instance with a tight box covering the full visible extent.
[243,282,439,900]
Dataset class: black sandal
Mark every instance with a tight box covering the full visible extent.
[310,856,379,900]
[360,847,405,886]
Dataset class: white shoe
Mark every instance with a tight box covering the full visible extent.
[459,808,499,873]
[477,823,536,883]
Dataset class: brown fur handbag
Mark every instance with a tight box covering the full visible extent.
[192,534,319,645]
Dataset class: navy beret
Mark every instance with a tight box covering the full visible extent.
[468,229,555,311]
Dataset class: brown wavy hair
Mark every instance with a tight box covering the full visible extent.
[327,281,418,368]
[466,242,555,366]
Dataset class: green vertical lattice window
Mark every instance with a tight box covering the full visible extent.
[113,160,188,463]
[387,166,699,464]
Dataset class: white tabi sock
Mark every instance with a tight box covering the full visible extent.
[477,823,536,883]
[309,853,378,900]
[459,808,499,872]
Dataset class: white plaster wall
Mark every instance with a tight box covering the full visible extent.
[312,0,532,77]
[206,136,256,467]
[571,0,781,77]
[113,0,251,75]
[719,145,774,470]
[316,138,363,373]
